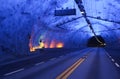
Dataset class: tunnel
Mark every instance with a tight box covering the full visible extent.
[87,35,106,47]
[0,0,120,79]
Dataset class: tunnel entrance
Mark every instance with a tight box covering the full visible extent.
[87,35,106,47]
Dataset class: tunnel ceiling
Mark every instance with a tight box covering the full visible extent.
[0,0,120,52]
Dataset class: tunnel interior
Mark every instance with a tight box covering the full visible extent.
[0,0,120,66]
[87,36,106,47]
[0,0,120,78]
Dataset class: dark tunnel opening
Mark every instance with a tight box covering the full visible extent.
[87,35,106,47]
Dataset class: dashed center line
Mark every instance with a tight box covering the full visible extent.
[35,62,44,66]
[60,56,63,58]
[50,58,56,61]
[4,68,24,76]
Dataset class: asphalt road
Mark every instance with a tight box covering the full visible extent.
[1,48,120,79]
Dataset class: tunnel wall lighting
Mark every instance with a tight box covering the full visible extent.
[56,43,64,48]
[30,41,64,51]
[49,41,56,48]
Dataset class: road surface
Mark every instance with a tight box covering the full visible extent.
[1,48,120,79]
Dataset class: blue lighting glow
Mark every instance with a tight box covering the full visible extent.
[0,0,120,54]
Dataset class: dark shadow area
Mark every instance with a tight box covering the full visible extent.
[87,35,106,47]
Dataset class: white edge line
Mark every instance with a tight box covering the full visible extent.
[111,59,115,62]
[107,53,111,58]
[106,53,109,56]
[115,63,120,68]
[108,54,111,58]
[106,52,120,68]
[109,56,111,58]
[4,68,24,76]
[50,58,56,61]
[60,55,63,58]
[35,62,44,66]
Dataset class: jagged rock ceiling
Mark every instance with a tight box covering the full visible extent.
[0,0,120,54]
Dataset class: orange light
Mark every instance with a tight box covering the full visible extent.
[30,47,36,52]
[29,26,36,52]
[44,43,48,48]
[50,41,55,48]
[56,43,64,48]
[29,39,36,52]
[29,40,45,52]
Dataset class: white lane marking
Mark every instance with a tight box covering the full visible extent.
[106,53,111,58]
[106,53,109,56]
[106,52,120,68]
[4,68,24,76]
[50,58,56,61]
[66,54,69,56]
[111,59,115,62]
[60,56,63,58]
[115,63,120,68]
[109,56,111,58]
[35,62,44,66]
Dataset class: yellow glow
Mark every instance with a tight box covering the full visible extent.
[30,48,36,52]
[39,42,44,48]
[29,41,45,52]
[29,39,64,52]
[56,43,64,48]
